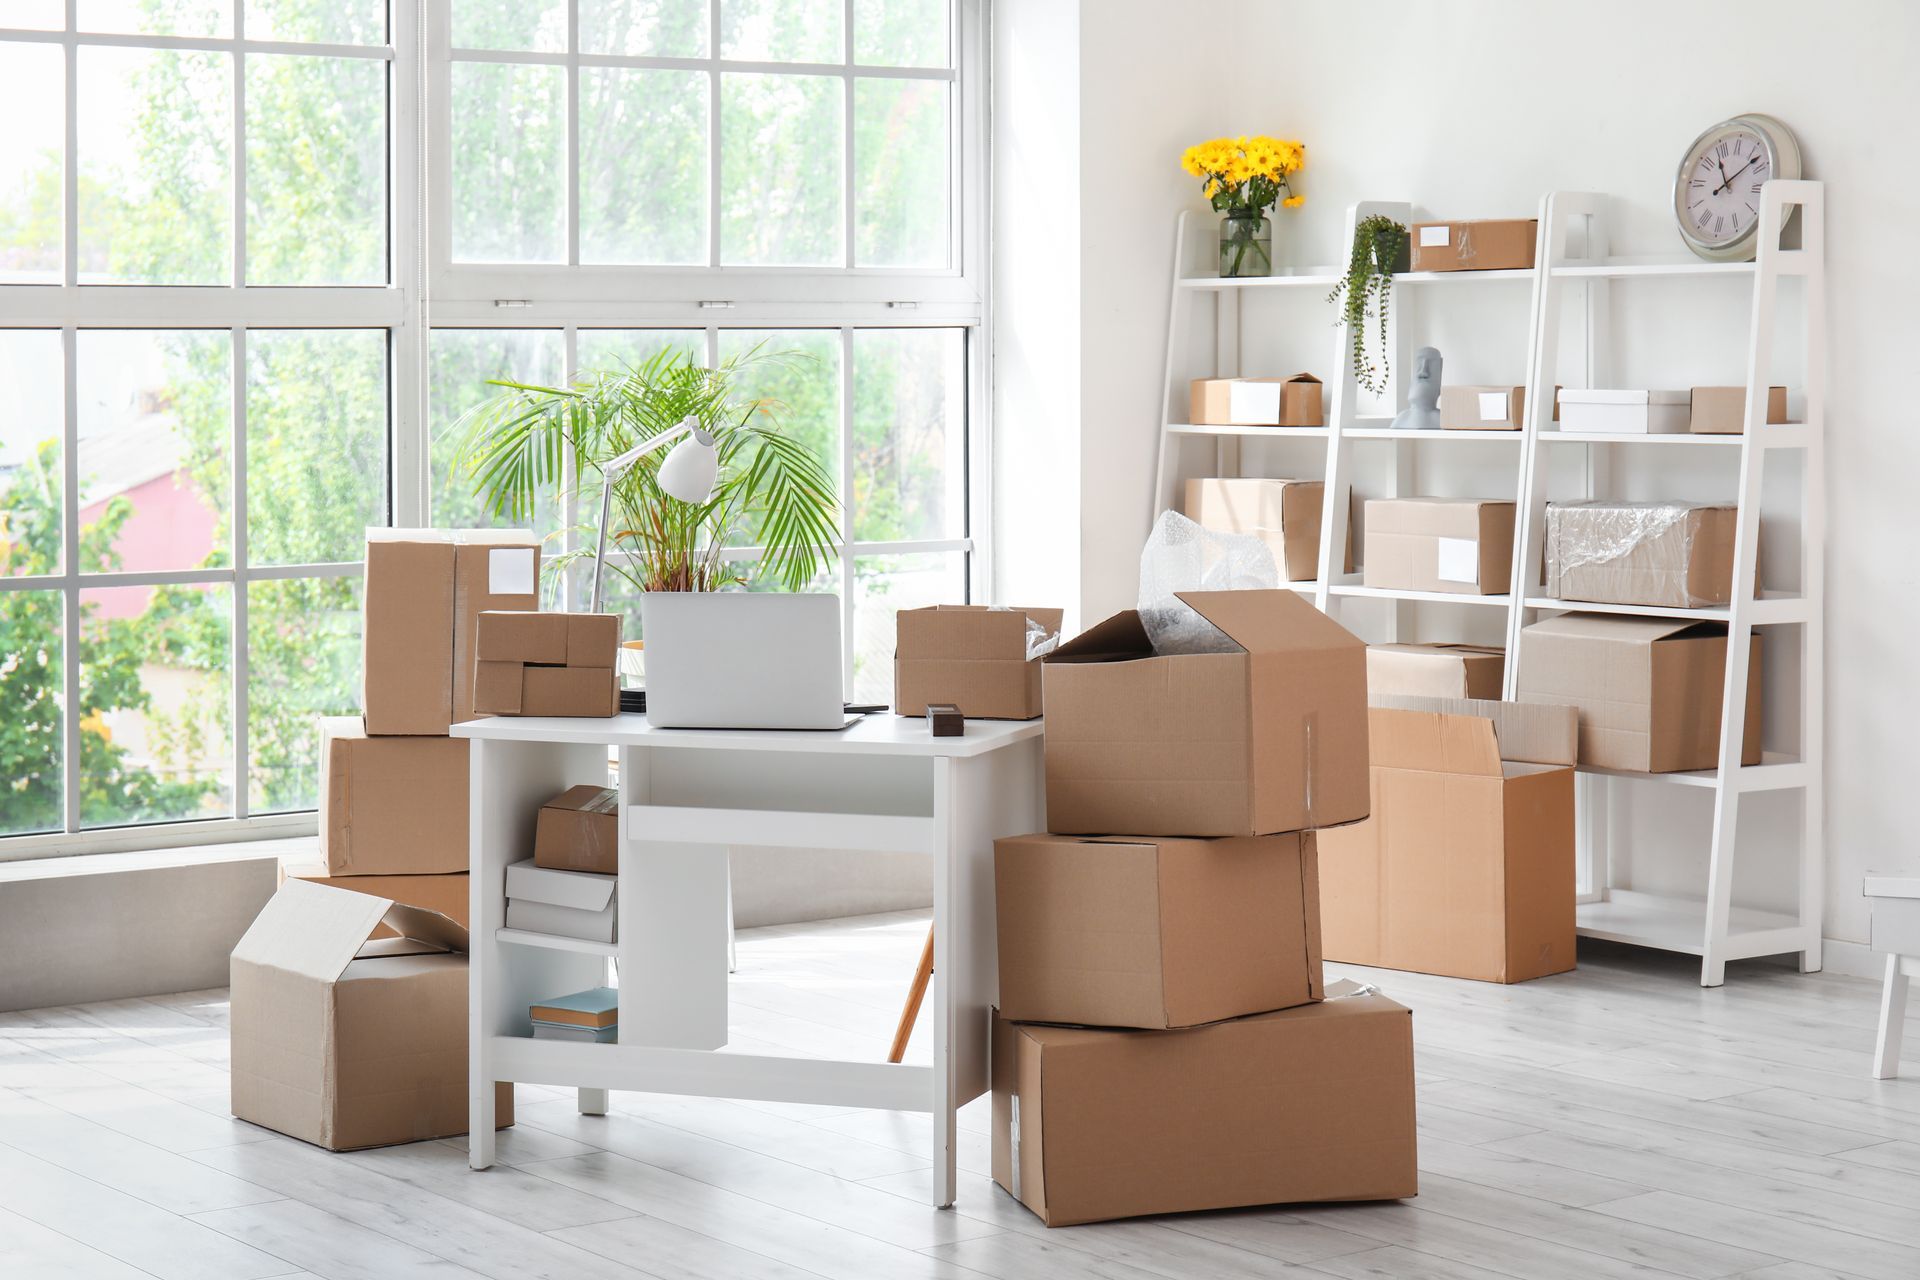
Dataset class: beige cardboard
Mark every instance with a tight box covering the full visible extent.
[1188,374,1324,427]
[1516,613,1763,772]
[534,785,620,875]
[1367,643,1505,701]
[472,611,620,718]
[230,880,512,1151]
[994,831,1322,1030]
[1363,498,1516,595]
[319,717,470,877]
[1689,385,1789,434]
[1316,704,1577,984]
[1439,385,1525,431]
[285,864,473,936]
[1409,218,1537,272]
[1042,589,1369,838]
[1544,503,1739,609]
[1182,478,1324,582]
[990,995,1418,1226]
[893,606,1064,720]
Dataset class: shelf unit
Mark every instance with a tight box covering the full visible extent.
[1151,184,1825,986]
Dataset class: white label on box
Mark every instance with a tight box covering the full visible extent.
[1420,225,1451,247]
[1436,536,1480,585]
[1477,391,1509,421]
[1227,379,1282,424]
[489,547,536,595]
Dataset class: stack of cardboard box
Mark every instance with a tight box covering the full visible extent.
[988,589,1419,1226]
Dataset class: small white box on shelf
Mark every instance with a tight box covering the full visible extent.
[504,859,617,943]
[1558,389,1690,435]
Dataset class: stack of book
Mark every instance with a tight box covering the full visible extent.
[530,987,618,1043]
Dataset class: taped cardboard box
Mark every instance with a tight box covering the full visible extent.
[534,785,619,875]
[1690,385,1788,435]
[319,717,469,877]
[1544,501,1737,609]
[1516,613,1762,772]
[1183,478,1323,582]
[994,831,1322,1030]
[991,993,1417,1226]
[1367,643,1505,701]
[505,858,617,943]
[230,880,512,1151]
[1409,218,1537,272]
[1042,589,1369,838]
[1363,498,1515,596]
[893,606,1063,720]
[362,529,540,735]
[1316,700,1577,984]
[1189,374,1322,427]
[285,863,472,936]
[473,611,620,718]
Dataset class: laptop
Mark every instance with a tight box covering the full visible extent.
[640,592,860,730]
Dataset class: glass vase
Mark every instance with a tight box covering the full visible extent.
[1219,212,1273,279]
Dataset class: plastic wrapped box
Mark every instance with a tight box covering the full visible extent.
[1544,501,1738,609]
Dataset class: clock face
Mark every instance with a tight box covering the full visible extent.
[1682,127,1771,247]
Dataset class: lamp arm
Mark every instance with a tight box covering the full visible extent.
[590,416,706,611]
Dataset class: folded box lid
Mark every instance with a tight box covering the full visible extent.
[1523,611,1725,646]
[506,858,617,911]
[1366,497,1514,536]
[232,880,469,985]
[1174,588,1362,657]
[544,783,618,816]
[1367,696,1577,772]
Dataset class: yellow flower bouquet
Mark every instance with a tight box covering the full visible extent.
[1181,135,1305,277]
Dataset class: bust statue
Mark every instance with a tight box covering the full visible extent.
[1391,347,1442,431]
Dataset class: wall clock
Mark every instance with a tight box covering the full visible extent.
[1673,114,1802,262]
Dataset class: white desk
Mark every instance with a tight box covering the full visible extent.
[454,712,1044,1205]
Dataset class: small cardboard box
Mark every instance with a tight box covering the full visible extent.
[1188,374,1323,428]
[505,858,617,943]
[1516,613,1762,772]
[991,994,1417,1226]
[363,529,540,735]
[534,785,620,876]
[285,864,472,936]
[1042,590,1369,838]
[1363,498,1515,596]
[1409,218,1537,272]
[1440,386,1525,431]
[1544,501,1738,609]
[1183,478,1324,582]
[229,880,513,1151]
[994,831,1323,1030]
[1689,385,1788,435]
[1316,700,1577,984]
[319,717,469,877]
[893,606,1064,720]
[1367,643,1505,701]
[473,611,620,718]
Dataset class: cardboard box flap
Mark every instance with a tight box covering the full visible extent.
[1046,610,1151,664]
[505,859,617,912]
[1522,611,1714,645]
[1366,705,1504,777]
[232,879,390,983]
[1176,589,1361,656]
[380,902,470,954]
[1370,695,1579,767]
[366,527,537,544]
[1284,372,1321,386]
[549,783,619,816]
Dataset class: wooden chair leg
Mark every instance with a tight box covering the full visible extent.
[888,924,935,1064]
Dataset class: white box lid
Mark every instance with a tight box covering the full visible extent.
[1556,389,1689,406]
[506,858,617,911]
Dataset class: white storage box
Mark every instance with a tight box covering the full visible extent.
[1558,389,1690,435]
[505,858,617,943]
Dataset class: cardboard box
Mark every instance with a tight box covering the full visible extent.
[473,611,620,718]
[1559,389,1690,434]
[1544,501,1737,609]
[505,858,617,943]
[1363,498,1515,596]
[1516,613,1762,772]
[319,717,469,877]
[1316,701,1577,984]
[1188,374,1322,427]
[1183,478,1323,582]
[1689,385,1789,435]
[991,994,1417,1226]
[1042,589,1369,838]
[1367,643,1505,701]
[230,879,513,1151]
[994,831,1323,1029]
[1440,385,1525,431]
[892,606,1064,720]
[1409,218,1537,272]
[285,864,472,936]
[534,785,619,876]
[362,529,540,735]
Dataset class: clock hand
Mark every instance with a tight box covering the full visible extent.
[1714,154,1763,196]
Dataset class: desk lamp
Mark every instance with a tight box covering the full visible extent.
[589,415,719,611]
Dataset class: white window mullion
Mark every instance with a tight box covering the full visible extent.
[842,0,855,271]
[231,327,250,821]
[838,325,855,693]
[566,0,581,269]
[706,1,722,269]
[61,325,80,834]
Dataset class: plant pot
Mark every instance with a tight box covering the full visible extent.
[1219,212,1273,279]
[1370,225,1410,274]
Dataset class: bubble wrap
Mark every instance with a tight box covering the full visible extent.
[1137,509,1279,655]
[1544,500,1736,609]
[986,607,1061,661]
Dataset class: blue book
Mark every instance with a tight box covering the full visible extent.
[532,1022,618,1044]
[529,986,618,1030]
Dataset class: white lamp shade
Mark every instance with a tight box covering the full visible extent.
[657,430,719,504]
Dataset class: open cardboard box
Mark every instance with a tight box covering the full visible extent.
[893,605,1063,720]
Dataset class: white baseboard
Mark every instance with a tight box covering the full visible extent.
[1823,937,1919,981]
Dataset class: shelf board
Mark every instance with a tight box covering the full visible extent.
[1540,427,1809,448]
[1577,889,1804,958]
[1552,258,1756,279]
[495,927,617,958]
[1522,591,1808,625]
[1575,752,1809,793]
[1345,428,1522,441]
[1177,266,1534,289]
[1166,422,1327,439]
[1329,578,1512,607]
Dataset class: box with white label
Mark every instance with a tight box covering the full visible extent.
[1363,498,1516,596]
[1409,219,1537,273]
[1558,389,1690,434]
[1439,385,1527,431]
[1188,375,1323,427]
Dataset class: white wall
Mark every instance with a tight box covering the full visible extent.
[997,0,1920,947]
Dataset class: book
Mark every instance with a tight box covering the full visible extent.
[529,986,619,1029]
[532,1022,618,1044]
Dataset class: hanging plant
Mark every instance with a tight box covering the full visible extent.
[1326,215,1408,395]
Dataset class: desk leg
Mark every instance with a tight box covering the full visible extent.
[578,1088,610,1116]
[1875,953,1909,1080]
[931,756,958,1209]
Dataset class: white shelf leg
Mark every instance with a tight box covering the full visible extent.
[1874,953,1908,1079]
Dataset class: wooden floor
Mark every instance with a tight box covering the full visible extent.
[4,912,1919,1280]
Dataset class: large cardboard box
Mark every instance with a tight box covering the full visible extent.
[1689,385,1788,435]
[1367,643,1505,701]
[229,880,512,1150]
[1516,613,1762,772]
[285,864,472,935]
[473,611,620,718]
[1182,478,1323,582]
[991,994,1417,1226]
[1316,701,1577,984]
[893,606,1063,720]
[1545,501,1738,609]
[319,717,469,877]
[1363,498,1515,596]
[1042,590,1368,838]
[994,831,1322,1029]
[1189,374,1322,427]
[1408,218,1537,272]
[534,785,619,875]
[363,529,539,735]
